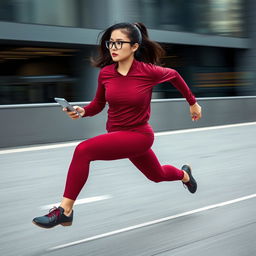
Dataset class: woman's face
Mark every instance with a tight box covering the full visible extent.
[108,29,139,63]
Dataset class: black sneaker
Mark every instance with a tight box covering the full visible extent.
[32,206,73,229]
[182,165,197,194]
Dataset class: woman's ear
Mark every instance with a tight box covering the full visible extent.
[132,43,140,52]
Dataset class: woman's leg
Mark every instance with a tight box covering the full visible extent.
[129,148,197,193]
[60,139,188,216]
[63,131,154,202]
[33,131,153,228]
[129,148,185,182]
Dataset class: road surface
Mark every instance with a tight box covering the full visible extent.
[0,122,255,256]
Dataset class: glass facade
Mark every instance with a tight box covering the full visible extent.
[0,0,78,27]
[0,46,81,104]
[0,43,251,105]
[0,0,246,37]
[0,0,252,104]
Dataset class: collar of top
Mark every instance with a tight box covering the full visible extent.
[114,59,139,77]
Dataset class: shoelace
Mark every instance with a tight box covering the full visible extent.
[46,207,61,218]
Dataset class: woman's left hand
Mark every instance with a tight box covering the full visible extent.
[190,102,202,121]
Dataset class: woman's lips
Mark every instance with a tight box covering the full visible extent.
[112,53,118,57]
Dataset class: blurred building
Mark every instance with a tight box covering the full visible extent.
[0,0,255,104]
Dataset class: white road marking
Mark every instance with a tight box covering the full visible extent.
[0,141,80,155]
[1,121,256,155]
[48,193,256,251]
[155,121,256,136]
[40,195,112,210]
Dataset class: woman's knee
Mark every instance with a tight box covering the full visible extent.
[147,175,163,183]
[74,141,91,158]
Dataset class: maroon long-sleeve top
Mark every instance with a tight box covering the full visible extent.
[83,59,196,132]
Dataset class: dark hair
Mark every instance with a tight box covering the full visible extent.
[91,22,165,68]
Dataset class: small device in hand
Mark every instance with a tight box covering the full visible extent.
[54,97,82,117]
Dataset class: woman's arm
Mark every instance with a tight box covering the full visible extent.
[150,65,202,120]
[64,70,106,120]
[83,74,106,117]
[151,65,195,105]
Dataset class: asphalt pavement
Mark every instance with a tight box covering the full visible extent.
[0,123,255,256]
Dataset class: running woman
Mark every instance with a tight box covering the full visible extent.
[33,22,202,229]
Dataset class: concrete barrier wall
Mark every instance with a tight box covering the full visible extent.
[0,96,256,148]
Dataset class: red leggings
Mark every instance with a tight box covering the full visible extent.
[63,126,184,200]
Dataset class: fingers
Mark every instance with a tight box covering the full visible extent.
[70,112,81,119]
[191,112,202,121]
[192,115,199,121]
[74,106,85,117]
[191,109,202,121]
[63,107,80,119]
[190,103,202,121]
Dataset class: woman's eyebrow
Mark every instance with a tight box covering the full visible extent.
[110,38,125,41]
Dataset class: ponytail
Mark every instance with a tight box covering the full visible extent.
[133,22,165,65]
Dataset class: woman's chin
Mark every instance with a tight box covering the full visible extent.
[111,56,120,62]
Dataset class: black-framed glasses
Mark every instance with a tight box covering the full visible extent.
[105,40,133,50]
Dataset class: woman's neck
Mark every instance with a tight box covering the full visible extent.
[117,55,134,76]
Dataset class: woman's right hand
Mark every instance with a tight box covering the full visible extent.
[63,106,85,120]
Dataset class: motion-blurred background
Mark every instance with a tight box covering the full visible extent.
[1,3,256,256]
[0,0,255,148]
[0,0,254,104]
